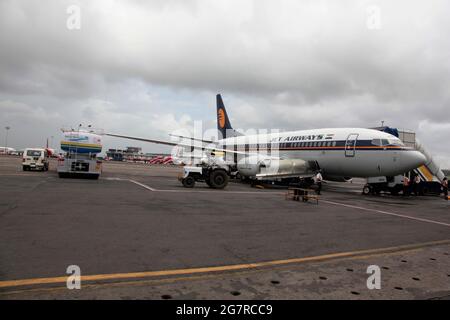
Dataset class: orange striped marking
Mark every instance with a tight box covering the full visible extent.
[418,165,434,182]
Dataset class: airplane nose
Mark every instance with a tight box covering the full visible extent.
[402,150,427,171]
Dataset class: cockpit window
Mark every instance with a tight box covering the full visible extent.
[387,138,404,146]
[371,139,382,146]
[371,138,404,147]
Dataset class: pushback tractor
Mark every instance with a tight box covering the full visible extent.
[179,158,233,189]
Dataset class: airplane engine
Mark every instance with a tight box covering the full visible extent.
[237,155,316,177]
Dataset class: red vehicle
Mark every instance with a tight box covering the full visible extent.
[162,156,173,165]
[149,156,163,164]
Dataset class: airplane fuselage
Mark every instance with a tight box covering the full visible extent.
[219,128,426,178]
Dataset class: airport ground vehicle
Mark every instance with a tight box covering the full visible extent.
[57,153,102,179]
[179,165,230,189]
[363,174,443,196]
[22,148,49,171]
[363,176,403,195]
[57,128,103,179]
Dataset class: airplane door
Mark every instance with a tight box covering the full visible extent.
[345,133,359,157]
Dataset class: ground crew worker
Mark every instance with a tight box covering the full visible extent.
[315,170,323,195]
[413,175,421,196]
[442,177,448,201]
[402,175,410,196]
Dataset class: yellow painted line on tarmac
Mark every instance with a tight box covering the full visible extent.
[0,247,430,297]
[1,239,449,290]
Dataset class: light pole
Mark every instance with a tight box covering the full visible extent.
[5,126,10,151]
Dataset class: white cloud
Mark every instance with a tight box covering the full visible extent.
[0,0,449,166]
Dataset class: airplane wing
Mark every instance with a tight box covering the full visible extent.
[107,133,182,147]
[105,133,252,156]
[168,134,216,144]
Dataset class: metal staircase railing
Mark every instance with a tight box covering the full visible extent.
[414,138,445,183]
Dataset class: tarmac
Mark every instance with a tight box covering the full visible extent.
[0,155,449,299]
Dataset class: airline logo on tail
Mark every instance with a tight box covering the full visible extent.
[218,108,226,129]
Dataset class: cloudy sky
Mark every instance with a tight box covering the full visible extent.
[0,0,449,167]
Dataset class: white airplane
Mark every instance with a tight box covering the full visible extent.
[107,94,426,182]
[0,147,16,154]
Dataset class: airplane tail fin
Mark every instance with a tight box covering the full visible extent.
[216,94,243,139]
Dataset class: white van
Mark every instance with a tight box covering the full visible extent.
[22,148,49,171]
